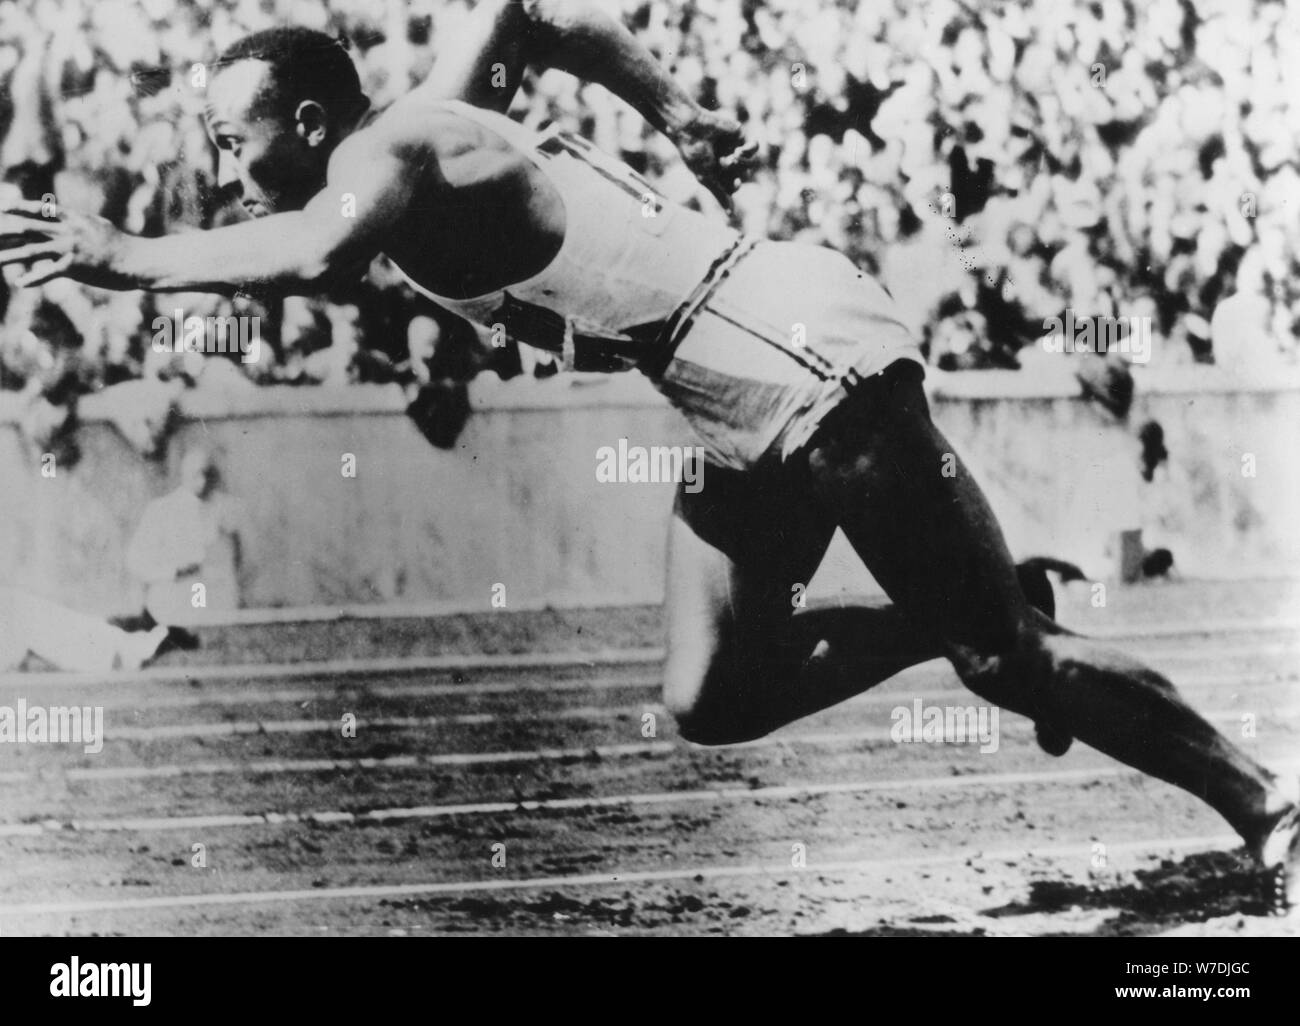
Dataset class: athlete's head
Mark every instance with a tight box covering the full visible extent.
[206,27,370,217]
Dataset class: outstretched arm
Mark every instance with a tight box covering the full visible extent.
[423,0,756,205]
[0,135,414,293]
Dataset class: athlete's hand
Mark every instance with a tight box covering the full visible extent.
[671,109,759,210]
[0,199,127,289]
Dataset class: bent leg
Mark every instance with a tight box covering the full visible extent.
[663,455,834,744]
[663,455,1061,743]
[803,362,1294,847]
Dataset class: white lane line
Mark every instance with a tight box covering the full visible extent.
[2,629,1295,691]
[1,706,1295,787]
[0,832,1242,919]
[2,663,1294,711]
[0,663,1289,723]
[1103,641,1298,659]
[0,765,1226,838]
[83,705,669,741]
[0,741,678,784]
[4,676,665,710]
[7,755,1294,839]
[3,698,1290,749]
[1075,616,1299,638]
[0,650,664,691]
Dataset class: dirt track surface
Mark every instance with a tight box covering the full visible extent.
[1,578,1297,936]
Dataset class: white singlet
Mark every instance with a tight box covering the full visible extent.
[401,100,924,471]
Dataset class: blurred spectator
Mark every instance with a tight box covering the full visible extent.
[124,445,243,628]
[401,311,508,448]
[0,584,168,671]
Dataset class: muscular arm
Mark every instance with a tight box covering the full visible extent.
[424,0,695,134]
[0,0,750,292]
[0,134,417,293]
[424,0,755,203]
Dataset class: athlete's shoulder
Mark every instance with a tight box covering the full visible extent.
[321,97,466,174]
[324,95,538,205]
[370,94,526,162]
[317,101,459,197]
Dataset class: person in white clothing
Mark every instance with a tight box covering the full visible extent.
[125,446,243,629]
[0,586,166,673]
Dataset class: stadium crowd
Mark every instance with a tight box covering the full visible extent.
[0,0,1297,451]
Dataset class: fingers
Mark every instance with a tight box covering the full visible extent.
[720,140,760,168]
[0,205,68,285]
[690,144,756,193]
[712,140,760,198]
[0,199,58,220]
[15,251,74,287]
[0,241,62,266]
[702,177,736,214]
[0,212,58,238]
[712,158,754,196]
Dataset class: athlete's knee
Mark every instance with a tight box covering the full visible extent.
[668,699,737,746]
[662,671,705,739]
[667,697,746,747]
[663,660,767,746]
[947,626,1051,709]
[665,688,755,746]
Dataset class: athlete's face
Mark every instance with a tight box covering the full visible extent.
[205,60,329,217]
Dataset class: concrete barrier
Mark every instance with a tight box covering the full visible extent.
[1,365,1297,618]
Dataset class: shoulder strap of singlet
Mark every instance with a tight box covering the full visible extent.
[427,99,553,166]
[431,99,666,213]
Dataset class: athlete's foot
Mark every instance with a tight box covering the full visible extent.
[155,626,201,657]
[116,625,170,672]
[1256,796,1300,916]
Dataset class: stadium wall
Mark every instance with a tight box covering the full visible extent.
[0,370,1297,619]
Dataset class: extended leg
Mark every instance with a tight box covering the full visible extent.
[0,586,167,672]
[800,362,1296,855]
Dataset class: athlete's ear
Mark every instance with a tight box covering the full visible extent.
[294,100,328,147]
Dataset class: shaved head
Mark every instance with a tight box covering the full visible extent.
[213,27,366,123]
[204,27,370,215]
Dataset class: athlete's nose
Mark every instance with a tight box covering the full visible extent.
[216,151,241,193]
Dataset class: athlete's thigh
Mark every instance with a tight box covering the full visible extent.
[805,363,1033,660]
[663,456,836,716]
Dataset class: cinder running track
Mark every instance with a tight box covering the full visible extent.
[1,580,1296,936]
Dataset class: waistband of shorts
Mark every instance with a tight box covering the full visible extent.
[784,357,928,460]
[635,236,762,379]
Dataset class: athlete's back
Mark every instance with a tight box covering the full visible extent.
[384,100,741,372]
